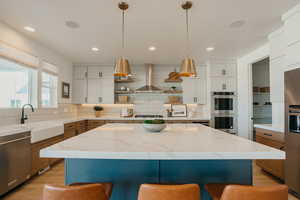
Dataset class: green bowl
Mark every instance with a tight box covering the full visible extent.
[143,119,166,124]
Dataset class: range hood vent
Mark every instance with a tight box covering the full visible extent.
[135,64,162,93]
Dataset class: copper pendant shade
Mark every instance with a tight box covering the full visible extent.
[180,57,196,77]
[179,1,197,77]
[114,57,131,77]
[114,2,132,77]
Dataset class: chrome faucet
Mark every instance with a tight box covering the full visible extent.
[21,104,35,124]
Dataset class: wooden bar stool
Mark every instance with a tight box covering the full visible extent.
[138,184,200,200]
[43,183,113,200]
[205,184,288,200]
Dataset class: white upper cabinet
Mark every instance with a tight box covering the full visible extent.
[182,67,207,104]
[72,66,114,104]
[72,66,88,104]
[210,63,236,77]
[210,77,236,92]
[74,66,87,80]
[73,79,87,104]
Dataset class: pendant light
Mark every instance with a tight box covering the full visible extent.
[114,2,131,77]
[179,1,197,77]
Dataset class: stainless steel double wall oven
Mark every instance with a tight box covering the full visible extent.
[211,92,237,134]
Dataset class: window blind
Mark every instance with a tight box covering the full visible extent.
[42,61,59,75]
[0,41,39,69]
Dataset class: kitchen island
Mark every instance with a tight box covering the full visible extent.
[41,124,284,200]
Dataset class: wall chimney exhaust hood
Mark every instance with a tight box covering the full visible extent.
[135,64,162,93]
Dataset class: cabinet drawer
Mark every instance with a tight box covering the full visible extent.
[64,129,76,139]
[76,120,87,127]
[256,136,284,150]
[255,128,285,144]
[255,128,285,180]
[87,120,106,130]
[64,122,76,130]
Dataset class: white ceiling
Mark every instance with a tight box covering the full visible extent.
[0,0,299,65]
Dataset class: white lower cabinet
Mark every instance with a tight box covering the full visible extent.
[182,77,206,104]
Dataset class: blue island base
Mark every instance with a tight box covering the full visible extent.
[65,159,252,200]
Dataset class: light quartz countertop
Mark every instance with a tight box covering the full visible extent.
[254,124,284,133]
[40,123,285,160]
[0,116,210,143]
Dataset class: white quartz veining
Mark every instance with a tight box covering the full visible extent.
[254,124,284,133]
[41,123,285,160]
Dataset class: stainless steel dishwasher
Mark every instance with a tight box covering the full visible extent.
[0,131,31,196]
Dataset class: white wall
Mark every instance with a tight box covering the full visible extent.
[0,22,75,126]
[237,2,300,138]
[0,22,73,104]
[237,44,270,139]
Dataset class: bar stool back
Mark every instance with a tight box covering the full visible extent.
[205,184,288,200]
[138,184,200,200]
[43,183,111,200]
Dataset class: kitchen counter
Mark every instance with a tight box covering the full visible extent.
[40,123,284,200]
[0,116,210,141]
[41,123,284,160]
[254,124,284,133]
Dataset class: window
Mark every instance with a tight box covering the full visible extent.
[41,72,58,107]
[0,58,37,108]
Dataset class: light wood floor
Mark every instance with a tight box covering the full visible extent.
[2,162,299,200]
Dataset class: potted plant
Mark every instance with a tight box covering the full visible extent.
[94,106,103,118]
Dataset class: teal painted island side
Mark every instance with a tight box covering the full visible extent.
[65,159,252,200]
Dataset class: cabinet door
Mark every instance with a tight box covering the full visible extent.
[101,77,114,104]
[74,66,87,80]
[183,78,206,104]
[196,78,207,104]
[87,66,114,104]
[87,79,101,104]
[31,142,50,176]
[210,64,236,77]
[72,79,87,104]
[88,66,103,79]
[211,77,236,92]
[182,78,196,104]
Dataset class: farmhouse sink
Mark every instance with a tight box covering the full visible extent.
[27,122,64,143]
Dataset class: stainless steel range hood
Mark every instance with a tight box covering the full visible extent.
[135,64,162,93]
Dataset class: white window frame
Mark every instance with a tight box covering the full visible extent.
[0,56,38,108]
[40,61,59,108]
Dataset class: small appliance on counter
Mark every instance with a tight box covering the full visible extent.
[171,104,187,117]
[120,107,134,117]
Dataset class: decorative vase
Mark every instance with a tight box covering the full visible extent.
[95,111,101,118]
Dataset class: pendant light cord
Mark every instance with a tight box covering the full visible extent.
[186,9,190,57]
[122,10,125,53]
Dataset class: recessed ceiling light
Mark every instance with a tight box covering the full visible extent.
[206,47,215,52]
[148,46,156,51]
[24,26,35,32]
[229,20,246,28]
[65,21,80,29]
[91,47,99,52]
